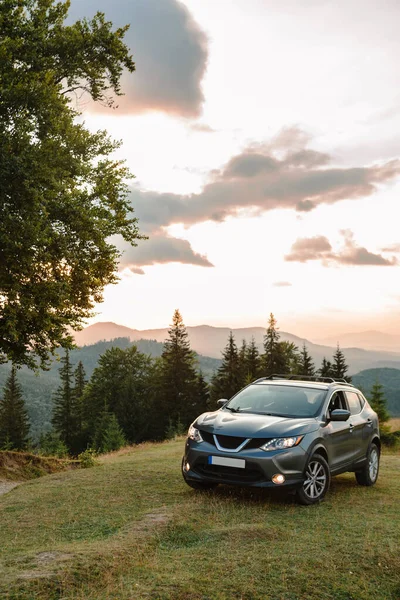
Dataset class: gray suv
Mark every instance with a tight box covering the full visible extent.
[182,376,380,504]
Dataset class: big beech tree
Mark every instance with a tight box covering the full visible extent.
[0,0,144,368]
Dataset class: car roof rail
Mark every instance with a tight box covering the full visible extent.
[261,374,354,385]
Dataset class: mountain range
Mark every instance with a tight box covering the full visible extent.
[74,322,400,375]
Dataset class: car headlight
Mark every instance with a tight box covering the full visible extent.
[188,425,203,443]
[261,436,303,452]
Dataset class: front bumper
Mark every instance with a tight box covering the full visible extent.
[182,438,308,489]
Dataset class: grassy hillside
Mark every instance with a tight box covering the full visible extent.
[0,439,399,600]
[352,368,400,416]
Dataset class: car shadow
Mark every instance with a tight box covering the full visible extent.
[186,473,362,506]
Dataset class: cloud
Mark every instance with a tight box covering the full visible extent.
[129,137,400,231]
[189,123,215,133]
[122,129,400,271]
[380,243,400,253]
[129,267,145,275]
[117,231,213,272]
[273,281,293,287]
[285,230,398,266]
[68,0,208,117]
[285,236,332,262]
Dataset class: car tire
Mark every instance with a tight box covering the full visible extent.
[355,443,380,486]
[296,454,331,505]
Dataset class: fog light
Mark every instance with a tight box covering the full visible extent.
[272,473,285,485]
[185,462,190,472]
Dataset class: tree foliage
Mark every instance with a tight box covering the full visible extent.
[262,313,290,376]
[298,343,315,377]
[319,357,333,378]
[156,310,199,436]
[211,331,242,403]
[368,381,390,425]
[0,0,144,368]
[244,337,262,384]
[331,344,351,381]
[52,349,81,453]
[0,365,30,449]
[82,345,155,444]
[93,411,126,453]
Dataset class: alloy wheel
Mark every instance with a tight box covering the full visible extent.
[303,460,327,500]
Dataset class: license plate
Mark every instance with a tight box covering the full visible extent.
[208,456,245,469]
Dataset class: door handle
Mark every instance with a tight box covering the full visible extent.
[349,423,354,433]
[366,419,372,427]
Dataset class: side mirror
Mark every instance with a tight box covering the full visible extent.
[330,409,351,422]
[217,398,228,406]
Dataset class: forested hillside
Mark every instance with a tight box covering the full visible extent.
[0,338,221,441]
[1,334,399,445]
[352,368,400,416]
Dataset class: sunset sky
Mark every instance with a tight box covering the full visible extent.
[69,0,400,339]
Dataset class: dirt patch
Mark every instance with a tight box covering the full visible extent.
[121,508,171,538]
[0,450,79,481]
[0,480,20,496]
[16,551,73,581]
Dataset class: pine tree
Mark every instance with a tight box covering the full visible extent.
[238,339,248,387]
[331,344,351,381]
[318,357,333,378]
[82,346,154,444]
[210,332,242,403]
[156,310,198,435]
[368,381,390,425]
[298,343,315,377]
[93,411,126,453]
[52,349,79,454]
[280,341,301,374]
[0,366,30,450]
[72,361,87,453]
[245,337,262,383]
[261,313,289,376]
[193,371,210,414]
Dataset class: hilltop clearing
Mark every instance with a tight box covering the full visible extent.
[0,439,399,600]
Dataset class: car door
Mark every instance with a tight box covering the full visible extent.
[323,391,354,470]
[345,390,371,462]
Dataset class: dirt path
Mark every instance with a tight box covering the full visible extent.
[0,481,20,496]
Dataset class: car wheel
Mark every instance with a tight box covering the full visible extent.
[355,443,380,486]
[296,454,331,505]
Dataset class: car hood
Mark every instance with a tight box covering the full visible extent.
[195,409,319,438]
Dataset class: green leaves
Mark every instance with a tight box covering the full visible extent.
[0,0,143,368]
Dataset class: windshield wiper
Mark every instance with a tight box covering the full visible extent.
[225,406,240,413]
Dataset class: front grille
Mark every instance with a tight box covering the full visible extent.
[200,430,215,446]
[215,434,247,449]
[193,458,264,483]
[199,430,272,451]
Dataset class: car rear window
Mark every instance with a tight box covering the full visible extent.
[346,391,363,415]
[225,384,326,418]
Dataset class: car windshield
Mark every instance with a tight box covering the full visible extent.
[224,384,326,418]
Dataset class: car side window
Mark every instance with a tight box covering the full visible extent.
[345,391,362,415]
[328,392,346,414]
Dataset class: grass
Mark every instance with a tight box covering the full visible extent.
[389,418,400,432]
[0,439,399,600]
